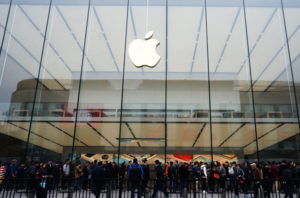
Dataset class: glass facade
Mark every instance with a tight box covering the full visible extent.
[0,0,300,164]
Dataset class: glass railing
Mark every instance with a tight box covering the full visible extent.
[1,102,298,121]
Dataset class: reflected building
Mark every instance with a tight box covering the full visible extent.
[0,0,300,163]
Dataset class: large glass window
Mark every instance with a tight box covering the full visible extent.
[73,0,127,162]
[0,0,300,165]
[207,0,258,162]
[166,0,211,161]
[27,0,90,162]
[0,0,50,161]
[120,0,166,164]
[245,0,300,160]
[0,0,10,48]
[283,0,300,159]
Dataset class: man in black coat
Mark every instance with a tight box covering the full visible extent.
[179,163,190,197]
[282,164,294,198]
[152,160,169,198]
[92,162,105,198]
[141,159,150,195]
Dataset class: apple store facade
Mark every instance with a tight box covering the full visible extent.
[0,0,300,164]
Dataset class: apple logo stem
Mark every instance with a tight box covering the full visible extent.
[128,31,161,68]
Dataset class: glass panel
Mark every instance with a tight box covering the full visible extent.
[27,0,89,162]
[167,0,211,162]
[73,0,127,162]
[283,0,300,159]
[0,0,50,161]
[120,0,166,164]
[245,0,299,161]
[207,0,258,162]
[0,0,10,47]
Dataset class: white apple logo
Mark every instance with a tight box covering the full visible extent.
[128,31,161,68]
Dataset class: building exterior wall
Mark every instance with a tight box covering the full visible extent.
[0,0,299,163]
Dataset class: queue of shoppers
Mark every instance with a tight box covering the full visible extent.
[0,159,300,198]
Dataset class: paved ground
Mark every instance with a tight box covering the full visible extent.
[0,190,298,198]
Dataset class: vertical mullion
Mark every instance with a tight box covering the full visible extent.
[0,0,12,57]
[204,0,213,164]
[117,0,130,166]
[70,0,92,162]
[280,0,300,159]
[242,0,260,162]
[23,0,53,163]
[164,0,168,165]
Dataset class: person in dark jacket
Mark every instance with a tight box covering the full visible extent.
[35,163,48,198]
[111,162,118,189]
[234,164,245,198]
[46,160,54,191]
[141,159,150,195]
[27,161,36,191]
[152,160,169,198]
[128,158,143,198]
[179,162,190,197]
[53,162,62,190]
[192,162,200,193]
[168,161,177,192]
[282,164,294,198]
[262,163,272,198]
[16,163,25,189]
[92,162,105,198]
[7,159,17,188]
[296,163,300,193]
[119,161,127,194]
[82,161,90,190]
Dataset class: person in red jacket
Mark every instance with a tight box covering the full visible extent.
[0,161,6,187]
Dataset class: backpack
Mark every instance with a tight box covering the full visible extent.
[130,165,141,181]
[228,166,235,176]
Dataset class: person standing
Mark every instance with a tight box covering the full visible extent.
[141,159,150,195]
[127,161,132,191]
[192,162,200,193]
[119,161,127,195]
[111,162,119,190]
[262,163,272,198]
[179,162,189,197]
[282,163,294,198]
[53,161,61,190]
[234,164,245,198]
[0,161,6,190]
[242,162,252,198]
[152,160,169,198]
[46,160,54,191]
[74,161,82,190]
[219,163,226,198]
[62,159,71,189]
[82,161,90,190]
[7,159,17,188]
[92,162,105,198]
[200,162,208,193]
[168,161,177,193]
[35,163,48,198]
[228,162,237,191]
[251,163,262,198]
[16,163,25,189]
[128,158,143,198]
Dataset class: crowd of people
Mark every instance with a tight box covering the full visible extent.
[0,158,299,198]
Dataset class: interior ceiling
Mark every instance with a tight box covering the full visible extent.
[0,121,298,155]
[0,3,299,92]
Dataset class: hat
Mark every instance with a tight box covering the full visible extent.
[250,163,256,166]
